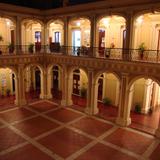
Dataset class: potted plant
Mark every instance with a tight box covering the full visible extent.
[28,43,34,53]
[134,103,141,113]
[80,87,87,98]
[102,97,112,106]
[138,42,146,59]
[6,89,11,97]
[0,34,3,55]
[8,43,14,53]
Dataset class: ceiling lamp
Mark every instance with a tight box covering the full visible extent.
[136,16,143,25]
[102,18,110,27]
[76,21,81,26]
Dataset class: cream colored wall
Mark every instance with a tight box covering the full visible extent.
[103,73,119,106]
[132,78,145,109]
[49,23,64,45]
[133,14,160,50]
[97,19,125,48]
[0,68,14,95]
[22,22,41,45]
[0,19,14,45]
[68,20,90,47]
[80,69,88,89]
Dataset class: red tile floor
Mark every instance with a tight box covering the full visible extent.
[0,100,160,160]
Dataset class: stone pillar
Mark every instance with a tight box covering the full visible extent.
[41,23,47,52]
[63,16,69,55]
[40,68,47,99]
[116,73,131,126]
[15,65,27,106]
[46,69,52,99]
[85,70,99,115]
[90,15,96,57]
[61,68,73,106]
[141,79,153,114]
[16,16,22,54]
[123,12,134,60]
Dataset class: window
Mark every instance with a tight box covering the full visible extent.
[54,32,60,43]
[35,31,41,42]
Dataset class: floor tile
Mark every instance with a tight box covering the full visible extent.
[76,143,136,160]
[0,108,35,123]
[46,108,83,123]
[150,144,160,160]
[29,101,58,112]
[0,144,54,160]
[103,128,153,154]
[71,117,113,137]
[38,128,91,158]
[0,127,26,151]
[13,116,59,138]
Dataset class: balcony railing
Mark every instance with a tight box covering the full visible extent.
[0,45,159,63]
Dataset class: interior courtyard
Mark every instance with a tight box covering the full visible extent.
[0,0,160,160]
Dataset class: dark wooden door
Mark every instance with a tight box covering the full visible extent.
[98,78,103,101]
[99,29,105,56]
[73,70,80,95]
[35,70,41,91]
[53,70,59,91]
[12,74,15,92]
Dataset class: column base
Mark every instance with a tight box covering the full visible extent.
[85,106,99,115]
[46,94,52,99]
[116,117,131,127]
[155,129,160,139]
[61,99,73,106]
[14,99,27,106]
[40,94,47,99]
[141,107,149,114]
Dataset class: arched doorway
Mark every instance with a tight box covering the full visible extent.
[132,12,160,62]
[128,77,160,135]
[0,67,17,110]
[96,72,120,122]
[21,19,42,53]
[24,65,42,103]
[71,68,88,112]
[68,18,91,56]
[0,17,16,55]
[47,20,64,53]
[96,15,126,58]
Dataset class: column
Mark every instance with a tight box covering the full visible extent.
[90,15,96,57]
[15,65,27,106]
[116,73,131,126]
[40,68,47,99]
[63,16,69,55]
[46,69,52,99]
[156,118,160,139]
[85,69,99,115]
[16,16,22,54]
[41,22,47,52]
[141,79,152,114]
[123,12,134,60]
[61,67,73,106]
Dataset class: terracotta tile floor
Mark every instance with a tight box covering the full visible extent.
[0,100,159,160]
[150,144,160,160]
[13,116,60,138]
[29,101,58,113]
[76,143,137,160]
[104,128,154,154]
[0,108,35,123]
[0,144,54,160]
[0,127,26,151]
[46,108,83,123]
[38,128,92,158]
[71,117,113,137]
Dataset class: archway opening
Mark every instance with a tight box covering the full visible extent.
[47,20,64,53]
[0,68,16,110]
[0,17,15,55]
[68,18,91,56]
[96,73,120,122]
[133,12,160,62]
[51,65,62,103]
[25,65,42,103]
[97,15,126,58]
[71,69,88,112]
[21,19,42,53]
[129,78,160,135]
